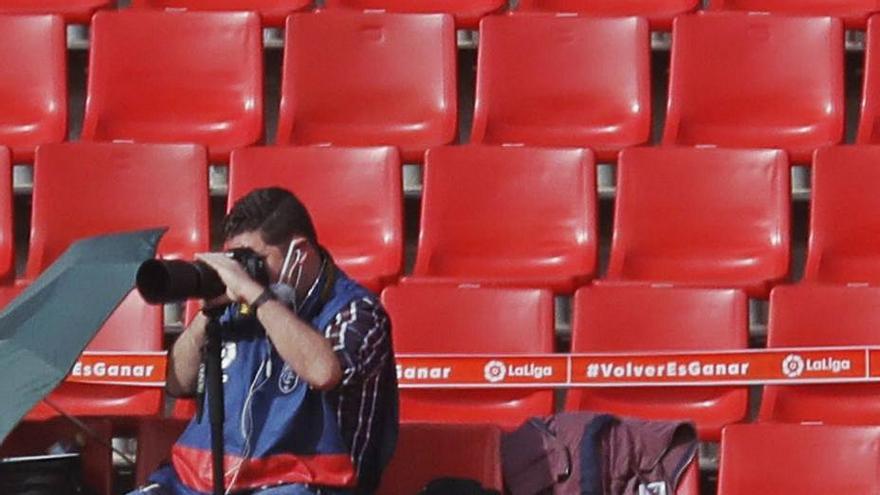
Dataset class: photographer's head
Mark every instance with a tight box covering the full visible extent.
[223,187,321,290]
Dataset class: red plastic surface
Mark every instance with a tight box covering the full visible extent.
[0,148,11,284]
[22,142,210,419]
[81,11,263,163]
[718,424,880,494]
[566,285,749,441]
[0,418,115,495]
[606,147,791,298]
[229,146,403,292]
[129,0,311,26]
[663,13,845,163]
[378,423,504,495]
[277,12,458,163]
[135,417,189,486]
[381,285,555,428]
[410,146,597,293]
[711,0,876,29]
[323,0,505,28]
[0,0,112,23]
[760,285,880,425]
[470,15,650,162]
[0,15,66,163]
[857,16,880,145]
[804,146,880,284]
[515,0,700,30]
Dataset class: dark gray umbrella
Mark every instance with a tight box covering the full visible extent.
[0,228,164,443]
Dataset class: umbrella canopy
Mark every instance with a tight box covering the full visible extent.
[0,228,164,443]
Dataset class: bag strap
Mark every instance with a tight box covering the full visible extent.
[579,414,617,495]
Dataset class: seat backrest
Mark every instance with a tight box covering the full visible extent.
[607,147,790,296]
[0,1,112,23]
[858,16,880,144]
[712,0,876,28]
[412,145,597,292]
[515,0,699,29]
[0,14,66,162]
[718,424,880,494]
[323,0,506,28]
[276,12,457,159]
[805,146,880,283]
[383,285,554,353]
[28,143,210,278]
[128,0,312,26]
[768,284,880,348]
[663,13,844,159]
[470,15,650,158]
[378,422,504,495]
[82,10,263,160]
[573,285,748,352]
[0,147,11,283]
[228,146,403,291]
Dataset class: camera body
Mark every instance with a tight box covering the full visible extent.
[136,248,270,304]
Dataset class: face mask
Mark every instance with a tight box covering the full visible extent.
[271,238,309,312]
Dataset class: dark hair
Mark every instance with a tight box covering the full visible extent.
[224,187,318,247]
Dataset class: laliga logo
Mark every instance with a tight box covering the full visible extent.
[782,354,805,378]
[484,360,507,383]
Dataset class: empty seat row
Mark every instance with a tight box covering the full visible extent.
[4,11,880,164]
[7,143,880,301]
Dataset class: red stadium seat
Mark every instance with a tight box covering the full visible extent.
[566,285,750,441]
[663,13,844,163]
[0,15,66,163]
[0,147,12,284]
[229,146,403,292]
[857,16,880,145]
[804,146,880,284]
[323,0,505,29]
[381,285,555,428]
[277,12,457,163]
[759,285,880,425]
[606,147,791,298]
[711,0,877,29]
[718,424,880,494]
[515,0,700,30]
[0,1,112,23]
[129,0,312,26]
[22,142,210,420]
[410,146,597,293]
[378,423,504,495]
[470,15,651,162]
[135,417,189,486]
[81,11,263,163]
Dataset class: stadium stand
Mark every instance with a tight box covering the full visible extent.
[21,143,210,420]
[129,0,312,25]
[804,146,880,284]
[662,13,845,163]
[759,285,880,424]
[710,0,877,29]
[857,15,880,145]
[514,0,700,30]
[323,0,505,29]
[276,12,458,163]
[0,14,66,163]
[381,285,555,428]
[606,147,791,298]
[228,146,403,292]
[718,424,880,494]
[0,0,113,23]
[565,285,750,441]
[0,147,11,285]
[81,11,263,163]
[469,15,651,162]
[409,146,597,293]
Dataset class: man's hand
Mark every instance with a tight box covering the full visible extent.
[196,252,264,305]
